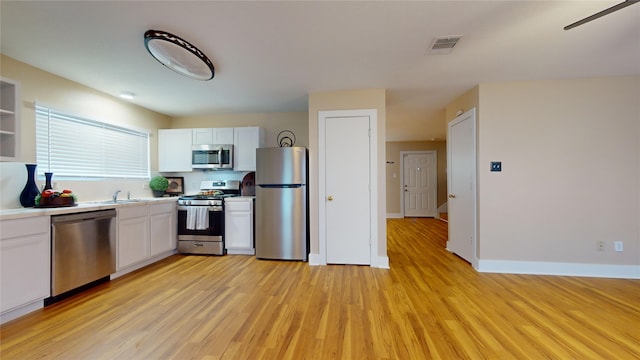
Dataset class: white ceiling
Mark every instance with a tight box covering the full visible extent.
[1,1,639,141]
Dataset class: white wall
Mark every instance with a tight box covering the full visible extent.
[476,76,639,272]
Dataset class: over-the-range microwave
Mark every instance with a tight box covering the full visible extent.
[192,144,234,170]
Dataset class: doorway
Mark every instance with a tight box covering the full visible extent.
[401,151,437,217]
[318,109,378,265]
[446,108,477,267]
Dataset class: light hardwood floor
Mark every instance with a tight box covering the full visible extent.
[1,218,639,359]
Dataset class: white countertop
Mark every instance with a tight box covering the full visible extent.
[0,197,178,221]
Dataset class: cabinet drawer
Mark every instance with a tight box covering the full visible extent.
[0,216,49,239]
[225,201,251,211]
[149,202,175,215]
[178,240,223,255]
[118,205,148,219]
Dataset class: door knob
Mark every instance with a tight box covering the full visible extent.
[448,194,456,198]
[327,195,334,201]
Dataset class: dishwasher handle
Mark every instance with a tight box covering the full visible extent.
[51,209,117,224]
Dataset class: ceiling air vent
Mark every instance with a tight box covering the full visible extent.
[427,35,463,55]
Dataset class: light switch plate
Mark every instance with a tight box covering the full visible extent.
[490,161,502,172]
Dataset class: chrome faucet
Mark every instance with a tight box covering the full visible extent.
[112,190,121,203]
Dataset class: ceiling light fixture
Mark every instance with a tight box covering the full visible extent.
[144,30,215,81]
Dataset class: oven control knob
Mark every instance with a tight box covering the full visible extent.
[186,200,191,206]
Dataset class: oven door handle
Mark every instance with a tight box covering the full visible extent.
[178,206,222,211]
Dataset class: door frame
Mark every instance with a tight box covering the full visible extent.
[400,150,437,217]
[317,109,378,266]
[446,108,478,269]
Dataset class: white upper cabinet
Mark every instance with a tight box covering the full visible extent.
[192,128,234,145]
[0,77,20,162]
[234,127,265,171]
[158,129,192,172]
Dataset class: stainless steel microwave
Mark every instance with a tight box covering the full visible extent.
[192,144,234,170]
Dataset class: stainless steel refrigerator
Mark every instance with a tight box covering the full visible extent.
[255,147,308,261]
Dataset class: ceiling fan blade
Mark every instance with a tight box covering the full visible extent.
[564,0,639,30]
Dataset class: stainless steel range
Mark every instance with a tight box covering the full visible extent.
[177,180,240,255]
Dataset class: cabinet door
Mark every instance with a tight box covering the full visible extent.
[193,128,234,145]
[225,201,253,251]
[150,207,176,256]
[118,216,150,269]
[192,128,213,145]
[234,127,265,171]
[0,232,50,313]
[159,129,192,172]
[215,128,235,144]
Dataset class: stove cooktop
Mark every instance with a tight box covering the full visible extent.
[179,194,239,200]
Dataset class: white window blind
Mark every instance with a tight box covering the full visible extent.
[36,104,150,179]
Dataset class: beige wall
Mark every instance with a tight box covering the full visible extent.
[445,85,479,123]
[0,54,171,208]
[171,112,308,147]
[476,76,639,266]
[308,88,387,263]
[385,141,447,215]
[0,54,171,165]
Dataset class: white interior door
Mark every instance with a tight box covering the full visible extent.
[324,115,371,265]
[403,152,437,217]
[447,108,477,266]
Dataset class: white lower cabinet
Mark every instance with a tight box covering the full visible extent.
[117,202,176,272]
[0,216,50,321]
[117,205,150,269]
[225,198,254,255]
[150,202,176,256]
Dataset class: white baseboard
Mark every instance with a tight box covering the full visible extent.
[478,259,640,279]
[387,213,403,218]
[372,256,390,269]
[308,253,390,269]
[0,299,44,325]
[308,253,324,266]
[112,250,176,279]
[226,249,255,255]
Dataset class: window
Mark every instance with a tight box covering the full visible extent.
[36,104,150,179]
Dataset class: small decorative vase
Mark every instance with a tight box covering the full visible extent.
[19,164,41,207]
[44,172,54,191]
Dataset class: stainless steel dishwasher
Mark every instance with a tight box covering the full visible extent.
[50,209,117,298]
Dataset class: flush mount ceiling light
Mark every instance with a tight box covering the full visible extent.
[144,30,215,81]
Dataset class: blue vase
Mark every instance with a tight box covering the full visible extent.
[44,172,53,190]
[19,164,41,207]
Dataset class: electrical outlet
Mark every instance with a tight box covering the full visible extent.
[142,183,149,190]
[597,240,605,252]
[614,241,624,252]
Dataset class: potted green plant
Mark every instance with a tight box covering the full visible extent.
[149,175,169,197]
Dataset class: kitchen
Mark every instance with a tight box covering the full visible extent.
[1,1,639,358]
[0,51,318,317]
